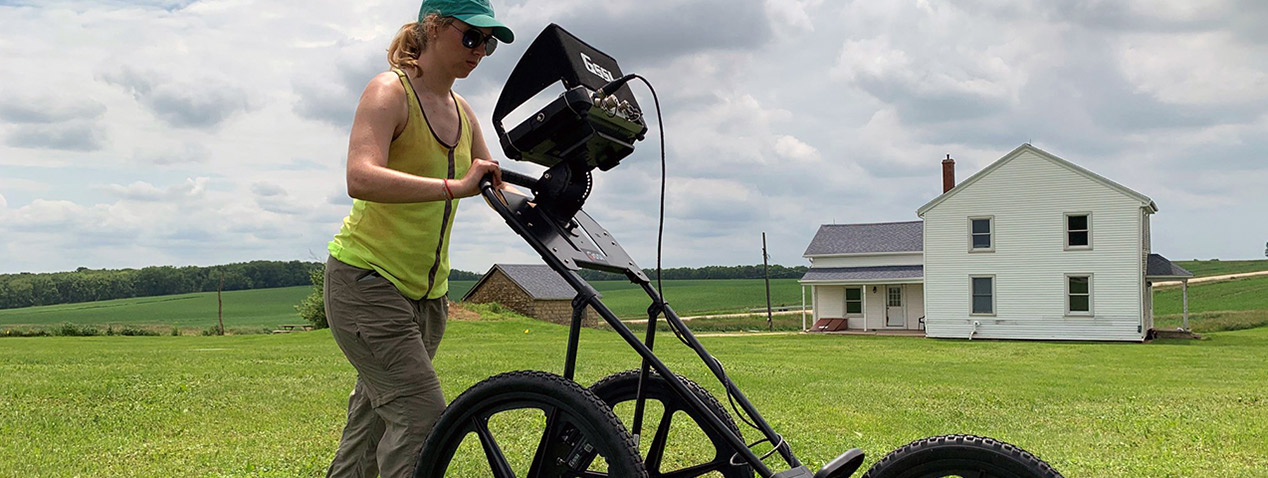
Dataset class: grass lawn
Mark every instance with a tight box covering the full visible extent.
[2,314,1266,477]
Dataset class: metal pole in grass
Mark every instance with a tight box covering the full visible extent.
[763,232,772,331]
[218,270,225,336]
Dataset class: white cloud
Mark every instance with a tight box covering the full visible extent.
[773,135,821,163]
[2,0,1267,274]
[103,177,208,202]
[1118,31,1268,105]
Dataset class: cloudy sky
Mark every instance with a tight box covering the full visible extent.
[2,0,1266,275]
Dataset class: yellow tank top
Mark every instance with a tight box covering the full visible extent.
[328,69,473,300]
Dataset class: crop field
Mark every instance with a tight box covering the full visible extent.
[0,286,313,331]
[1153,275,1268,332]
[0,279,807,331]
[2,311,1267,477]
[1174,259,1268,277]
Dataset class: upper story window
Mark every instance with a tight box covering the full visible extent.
[969,216,994,252]
[1066,213,1091,250]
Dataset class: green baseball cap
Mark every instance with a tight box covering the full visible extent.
[419,0,514,44]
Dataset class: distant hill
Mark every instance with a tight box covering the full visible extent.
[1175,259,1268,278]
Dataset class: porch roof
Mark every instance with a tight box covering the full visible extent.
[799,265,923,283]
[1146,253,1194,280]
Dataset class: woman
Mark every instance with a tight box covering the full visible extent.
[322,1,511,476]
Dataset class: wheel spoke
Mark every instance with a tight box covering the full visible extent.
[474,416,517,478]
[644,406,675,473]
[526,405,562,478]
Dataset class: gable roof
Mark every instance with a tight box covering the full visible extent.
[803,221,923,256]
[462,264,577,301]
[1146,254,1194,280]
[917,144,1158,217]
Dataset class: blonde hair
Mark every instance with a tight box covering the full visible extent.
[387,13,455,71]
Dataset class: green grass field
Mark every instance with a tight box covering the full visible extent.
[0,286,313,330]
[0,278,807,330]
[2,314,1266,477]
[453,278,809,319]
[1153,275,1268,332]
[1175,259,1268,277]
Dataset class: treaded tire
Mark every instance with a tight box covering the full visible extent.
[590,370,754,478]
[862,434,1063,478]
[413,370,648,478]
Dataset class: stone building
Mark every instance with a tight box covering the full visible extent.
[462,264,600,327]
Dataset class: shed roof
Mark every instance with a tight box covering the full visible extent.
[1146,254,1194,280]
[463,264,578,301]
[803,221,923,256]
[800,265,924,282]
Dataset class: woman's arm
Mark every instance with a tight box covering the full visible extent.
[344,73,499,202]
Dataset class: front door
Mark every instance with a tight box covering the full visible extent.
[886,286,905,327]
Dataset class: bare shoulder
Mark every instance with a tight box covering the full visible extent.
[453,92,478,117]
[363,71,406,102]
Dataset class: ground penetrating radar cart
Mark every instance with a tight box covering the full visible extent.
[411,25,1065,478]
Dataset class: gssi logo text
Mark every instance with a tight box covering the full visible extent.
[580,53,615,82]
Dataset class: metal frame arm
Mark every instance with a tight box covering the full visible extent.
[478,177,801,477]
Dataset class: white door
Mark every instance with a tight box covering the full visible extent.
[886,286,905,327]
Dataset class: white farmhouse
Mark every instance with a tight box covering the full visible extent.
[800,221,926,332]
[801,144,1192,341]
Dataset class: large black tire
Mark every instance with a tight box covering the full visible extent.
[590,370,754,478]
[862,434,1063,478]
[413,370,648,478]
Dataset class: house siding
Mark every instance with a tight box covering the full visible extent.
[922,149,1146,341]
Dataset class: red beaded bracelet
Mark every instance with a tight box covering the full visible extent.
[442,178,454,200]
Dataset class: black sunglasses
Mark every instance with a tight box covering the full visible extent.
[450,24,497,55]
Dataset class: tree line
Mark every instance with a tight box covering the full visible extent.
[0,261,320,310]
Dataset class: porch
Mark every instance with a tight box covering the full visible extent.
[800,265,925,333]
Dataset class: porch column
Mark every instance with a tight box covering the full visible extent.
[801,285,807,332]
[1182,279,1190,331]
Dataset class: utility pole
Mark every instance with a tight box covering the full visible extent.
[763,232,772,332]
[217,270,225,336]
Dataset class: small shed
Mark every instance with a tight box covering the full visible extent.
[461,264,599,327]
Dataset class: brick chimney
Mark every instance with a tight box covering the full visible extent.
[941,154,955,193]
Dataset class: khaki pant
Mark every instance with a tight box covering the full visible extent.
[324,256,447,478]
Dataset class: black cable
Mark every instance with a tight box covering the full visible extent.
[629,75,666,304]
[629,76,765,446]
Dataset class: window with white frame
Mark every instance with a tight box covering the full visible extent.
[1066,213,1091,249]
[1067,274,1092,315]
[845,287,862,315]
[970,275,995,315]
[969,217,993,251]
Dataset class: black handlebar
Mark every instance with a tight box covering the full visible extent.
[479,167,539,193]
[500,168,538,188]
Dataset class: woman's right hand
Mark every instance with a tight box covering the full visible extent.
[456,158,502,197]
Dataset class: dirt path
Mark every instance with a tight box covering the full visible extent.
[1154,270,1268,287]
